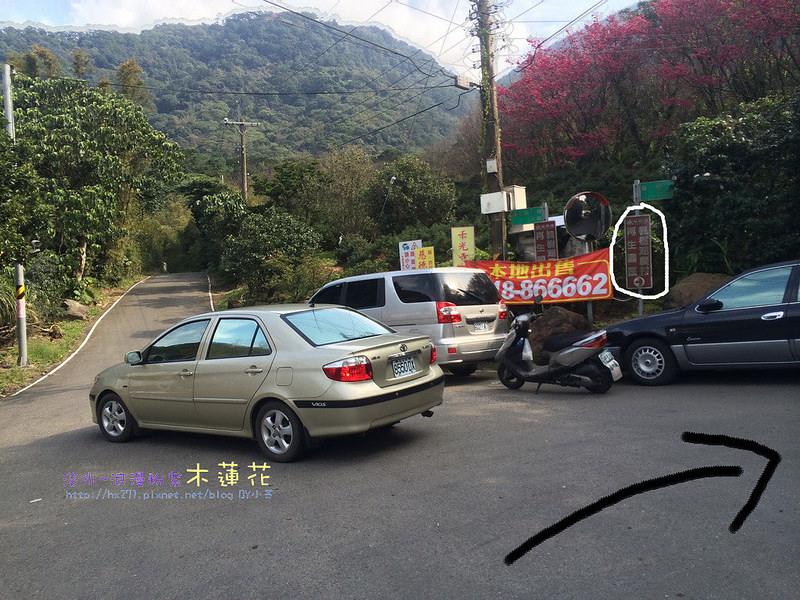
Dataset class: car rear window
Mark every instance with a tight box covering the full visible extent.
[344,278,384,309]
[393,272,499,305]
[312,283,343,304]
[283,308,393,346]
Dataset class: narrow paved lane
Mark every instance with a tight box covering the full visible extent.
[1,273,213,447]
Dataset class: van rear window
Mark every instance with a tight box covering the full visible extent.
[393,272,499,305]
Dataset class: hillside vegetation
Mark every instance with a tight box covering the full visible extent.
[0,10,469,165]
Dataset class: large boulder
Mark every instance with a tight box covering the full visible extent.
[63,299,90,320]
[528,305,589,356]
[664,273,731,308]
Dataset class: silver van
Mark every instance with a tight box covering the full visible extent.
[309,267,508,376]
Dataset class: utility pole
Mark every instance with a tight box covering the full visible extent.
[3,64,14,140]
[224,118,259,203]
[475,0,506,259]
[3,64,28,367]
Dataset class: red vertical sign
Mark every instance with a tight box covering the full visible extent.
[625,215,652,289]
[533,221,558,261]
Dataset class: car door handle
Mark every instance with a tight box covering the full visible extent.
[244,366,264,375]
[761,311,784,321]
[178,369,194,378]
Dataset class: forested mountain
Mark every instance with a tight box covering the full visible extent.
[0,11,469,165]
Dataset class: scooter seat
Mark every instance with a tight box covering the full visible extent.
[542,331,592,352]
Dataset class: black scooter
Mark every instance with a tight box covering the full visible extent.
[495,307,622,393]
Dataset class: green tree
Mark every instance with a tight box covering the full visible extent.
[253,159,328,223]
[220,207,321,301]
[0,134,42,267]
[366,156,457,236]
[187,187,246,270]
[71,49,94,79]
[116,58,151,109]
[6,45,61,78]
[316,147,376,247]
[12,75,182,283]
[663,93,800,275]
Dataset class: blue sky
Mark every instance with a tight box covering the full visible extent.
[0,1,635,77]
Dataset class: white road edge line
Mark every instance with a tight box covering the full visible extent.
[11,277,151,397]
[206,273,215,311]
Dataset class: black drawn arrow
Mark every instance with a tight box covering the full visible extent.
[505,432,781,565]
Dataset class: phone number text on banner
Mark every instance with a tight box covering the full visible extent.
[465,248,612,304]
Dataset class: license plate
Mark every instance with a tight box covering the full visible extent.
[391,356,417,378]
[599,349,623,381]
[473,321,490,332]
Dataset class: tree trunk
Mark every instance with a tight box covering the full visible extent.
[75,236,87,281]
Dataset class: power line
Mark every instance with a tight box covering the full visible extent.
[288,0,394,80]
[258,0,453,80]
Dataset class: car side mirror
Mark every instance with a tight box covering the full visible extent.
[125,351,143,365]
[697,298,723,313]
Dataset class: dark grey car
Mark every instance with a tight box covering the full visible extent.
[606,260,800,385]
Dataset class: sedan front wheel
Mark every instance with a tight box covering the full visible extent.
[255,401,306,462]
[98,394,137,442]
[625,338,677,385]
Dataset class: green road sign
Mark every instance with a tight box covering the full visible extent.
[640,180,674,201]
[510,206,545,226]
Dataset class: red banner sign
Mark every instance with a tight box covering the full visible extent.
[466,248,612,304]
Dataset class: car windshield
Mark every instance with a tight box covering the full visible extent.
[283,308,392,346]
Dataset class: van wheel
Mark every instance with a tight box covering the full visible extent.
[448,364,477,377]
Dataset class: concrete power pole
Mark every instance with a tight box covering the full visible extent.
[224,118,260,203]
[475,0,506,259]
[3,64,28,367]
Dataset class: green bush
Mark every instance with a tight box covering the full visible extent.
[25,252,71,321]
[220,208,321,302]
[0,267,17,331]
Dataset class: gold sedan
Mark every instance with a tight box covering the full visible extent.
[90,305,444,461]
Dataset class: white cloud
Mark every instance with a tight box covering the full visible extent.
[69,0,236,29]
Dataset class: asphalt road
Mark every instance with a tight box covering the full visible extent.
[1,273,798,599]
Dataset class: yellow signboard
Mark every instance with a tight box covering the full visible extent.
[416,246,436,269]
[451,226,475,266]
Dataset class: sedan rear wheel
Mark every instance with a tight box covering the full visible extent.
[625,338,677,385]
[255,402,306,462]
[98,394,137,442]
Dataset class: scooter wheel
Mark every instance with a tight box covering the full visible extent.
[497,364,525,390]
[586,366,613,394]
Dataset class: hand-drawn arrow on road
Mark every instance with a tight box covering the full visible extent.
[505,432,781,565]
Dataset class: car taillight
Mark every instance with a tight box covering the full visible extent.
[323,356,373,381]
[436,301,462,324]
[580,332,607,348]
[429,347,437,364]
[498,302,508,320]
